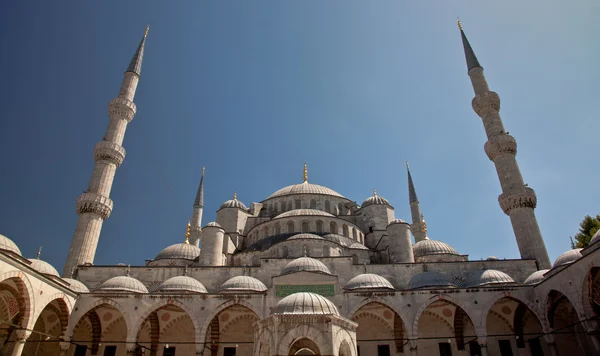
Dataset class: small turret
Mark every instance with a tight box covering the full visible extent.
[198,222,225,266]
[385,219,414,263]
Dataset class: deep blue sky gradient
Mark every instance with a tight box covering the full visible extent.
[1,1,598,271]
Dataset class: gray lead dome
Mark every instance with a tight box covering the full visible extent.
[154,243,200,261]
[157,276,207,293]
[0,234,22,256]
[413,239,459,257]
[271,292,339,315]
[344,273,394,291]
[96,276,148,293]
[465,269,516,287]
[523,269,550,285]
[220,275,267,292]
[281,256,331,275]
[28,259,60,278]
[267,182,344,199]
[62,278,89,293]
[553,248,583,268]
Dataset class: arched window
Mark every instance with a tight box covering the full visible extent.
[280,201,286,212]
[287,222,295,233]
[301,221,309,233]
[282,246,289,258]
[275,224,281,235]
[343,224,349,237]
[287,201,293,211]
[330,222,337,234]
[295,199,301,209]
[338,203,343,215]
[316,220,324,233]
[352,228,357,240]
[325,200,330,213]
[310,199,316,209]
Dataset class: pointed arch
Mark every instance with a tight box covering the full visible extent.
[0,271,35,328]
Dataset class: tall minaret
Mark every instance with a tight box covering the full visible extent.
[189,167,205,247]
[62,27,149,276]
[458,21,551,269]
[407,161,426,242]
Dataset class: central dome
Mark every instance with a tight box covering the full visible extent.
[272,292,339,315]
[267,182,343,199]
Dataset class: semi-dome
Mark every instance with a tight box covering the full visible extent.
[275,209,335,219]
[344,273,394,291]
[349,243,369,250]
[523,269,550,285]
[553,248,583,268]
[408,271,455,289]
[0,234,22,256]
[466,269,516,287]
[154,243,200,261]
[413,239,459,257]
[220,276,267,292]
[156,276,207,293]
[62,278,89,293]
[267,182,343,199]
[96,275,148,293]
[28,259,60,278]
[388,219,408,225]
[361,191,391,208]
[288,233,324,240]
[272,292,338,315]
[323,234,354,247]
[220,194,247,210]
[281,256,331,275]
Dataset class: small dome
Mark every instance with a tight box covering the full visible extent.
[388,219,408,225]
[96,276,148,293]
[28,259,60,278]
[0,234,22,256]
[486,256,499,260]
[553,248,583,268]
[204,222,222,228]
[272,292,338,315]
[466,269,516,287]
[281,256,331,275]
[344,274,394,291]
[413,239,459,257]
[288,233,324,240]
[349,243,369,250]
[154,243,200,261]
[157,276,207,293]
[590,230,600,245]
[267,182,343,199]
[361,191,391,208]
[523,269,550,285]
[62,278,89,293]
[408,271,455,289]
[220,276,267,292]
[323,234,353,247]
[220,195,247,210]
[275,209,335,219]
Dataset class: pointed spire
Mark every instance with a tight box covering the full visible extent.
[406,161,418,203]
[303,163,308,183]
[193,166,205,208]
[126,25,149,76]
[36,246,42,259]
[457,19,481,72]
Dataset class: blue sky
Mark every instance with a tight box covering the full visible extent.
[0,1,598,272]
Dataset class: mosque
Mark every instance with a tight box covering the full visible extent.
[0,21,599,356]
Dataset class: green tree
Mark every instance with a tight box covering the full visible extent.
[570,214,600,248]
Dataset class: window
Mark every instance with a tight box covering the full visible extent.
[498,340,514,356]
[74,346,88,356]
[325,200,330,212]
[287,222,295,233]
[224,347,237,356]
[342,224,349,237]
[468,341,481,356]
[330,222,337,234]
[281,201,286,212]
[163,347,176,356]
[275,224,281,235]
[287,201,293,211]
[352,228,357,240]
[377,345,391,356]
[316,220,323,233]
[302,221,309,232]
[103,346,117,356]
[338,203,343,214]
[438,342,452,356]
[295,199,301,209]
[310,199,316,209]
[282,246,289,258]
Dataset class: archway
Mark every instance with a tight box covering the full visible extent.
[351,302,405,356]
[338,340,352,356]
[0,276,32,356]
[288,338,320,355]
[585,267,600,317]
[415,299,476,356]
[486,296,546,356]
[137,304,196,356]
[547,290,596,355]
[20,298,69,356]
[205,304,258,356]
[70,303,127,356]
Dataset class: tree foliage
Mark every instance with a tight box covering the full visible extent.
[571,214,600,248]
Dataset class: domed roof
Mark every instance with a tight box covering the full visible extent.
[590,230,600,245]
[0,234,21,256]
[388,219,408,225]
[156,276,207,293]
[282,256,331,275]
[323,234,354,247]
[96,275,148,293]
[344,273,394,291]
[361,191,391,208]
[408,271,455,289]
[523,269,550,285]
[553,248,583,268]
[267,182,343,199]
[272,292,338,315]
[220,194,247,210]
[154,243,200,261]
[349,243,369,250]
[62,278,89,293]
[220,276,267,292]
[28,259,60,277]
[204,221,223,228]
[466,269,516,287]
[413,239,459,257]
[275,209,335,219]
[288,233,324,240]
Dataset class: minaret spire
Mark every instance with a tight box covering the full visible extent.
[406,161,426,242]
[458,21,551,269]
[62,27,149,276]
[189,166,205,247]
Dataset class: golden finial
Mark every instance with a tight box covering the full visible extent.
[457,18,463,31]
[233,192,237,200]
[36,246,42,259]
[144,25,150,37]
[303,163,308,183]
[202,166,205,176]
[184,220,191,244]
[373,189,377,196]
[420,214,428,235]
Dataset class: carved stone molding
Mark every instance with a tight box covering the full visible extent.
[108,97,136,122]
[472,91,500,117]
[484,134,517,161]
[498,187,537,215]
[94,141,126,167]
[76,192,113,219]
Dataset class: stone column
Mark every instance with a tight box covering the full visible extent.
[10,330,31,356]
[408,338,418,356]
[477,336,488,356]
[543,334,558,356]
[59,341,70,356]
[126,343,137,355]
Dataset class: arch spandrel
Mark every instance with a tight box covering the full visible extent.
[411,293,481,337]
[480,290,550,334]
[66,297,132,340]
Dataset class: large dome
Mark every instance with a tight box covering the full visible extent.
[154,243,201,261]
[0,234,21,256]
[220,276,267,292]
[272,292,338,315]
[281,256,331,275]
[156,276,207,293]
[553,248,583,268]
[62,278,89,293]
[413,239,459,257]
[267,182,343,199]
[96,276,148,293]
[465,269,516,287]
[275,209,335,219]
[28,259,60,278]
[523,269,550,285]
[344,273,394,291]
[408,271,455,289]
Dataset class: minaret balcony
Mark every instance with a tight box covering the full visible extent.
[94,141,126,166]
[108,97,136,122]
[484,134,517,161]
[76,192,113,219]
[498,187,537,215]
[472,91,500,117]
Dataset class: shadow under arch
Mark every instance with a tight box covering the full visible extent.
[289,338,320,355]
[70,301,128,355]
[23,297,71,356]
[582,266,600,318]
[137,302,197,356]
[0,271,35,329]
[547,289,596,355]
[350,301,407,354]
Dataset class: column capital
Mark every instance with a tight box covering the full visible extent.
[14,329,31,342]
